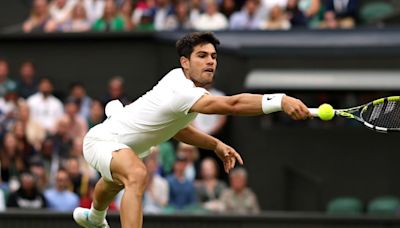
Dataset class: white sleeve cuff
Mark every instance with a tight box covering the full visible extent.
[262,93,285,114]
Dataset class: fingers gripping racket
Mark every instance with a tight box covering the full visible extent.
[309,96,400,133]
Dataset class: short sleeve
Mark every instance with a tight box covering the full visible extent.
[171,87,208,115]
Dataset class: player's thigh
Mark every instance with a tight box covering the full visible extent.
[110,148,148,187]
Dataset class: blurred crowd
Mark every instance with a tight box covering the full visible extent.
[0,58,260,214]
[22,0,363,33]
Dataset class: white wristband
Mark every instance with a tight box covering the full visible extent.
[262,93,285,114]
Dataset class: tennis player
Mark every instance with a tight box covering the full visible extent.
[73,32,311,228]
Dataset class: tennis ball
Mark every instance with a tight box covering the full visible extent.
[318,103,335,121]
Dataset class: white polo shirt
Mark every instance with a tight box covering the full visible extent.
[88,68,208,156]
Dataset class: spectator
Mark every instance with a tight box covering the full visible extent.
[17,60,38,99]
[154,0,174,31]
[58,2,92,32]
[164,0,193,31]
[44,169,79,211]
[0,132,26,187]
[142,148,169,213]
[16,101,46,151]
[167,155,196,210]
[23,0,52,33]
[65,157,90,197]
[229,0,264,30]
[195,157,226,212]
[320,0,359,29]
[58,97,88,142]
[176,142,199,181]
[259,5,291,30]
[0,88,20,134]
[220,167,260,214]
[192,87,227,136]
[220,0,238,20]
[92,0,125,31]
[298,0,320,27]
[29,161,48,191]
[261,0,288,17]
[12,120,36,166]
[27,77,64,134]
[0,59,17,98]
[51,117,74,159]
[188,0,203,23]
[6,172,47,209]
[67,82,92,120]
[101,76,130,106]
[192,0,229,31]
[31,138,60,188]
[87,99,105,129]
[48,0,77,24]
[286,0,307,27]
[119,0,135,30]
[83,0,105,22]
[132,0,156,26]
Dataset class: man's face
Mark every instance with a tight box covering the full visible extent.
[182,43,217,87]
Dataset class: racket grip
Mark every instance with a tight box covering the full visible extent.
[308,108,319,117]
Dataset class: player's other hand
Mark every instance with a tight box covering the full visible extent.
[214,142,244,173]
[281,95,311,120]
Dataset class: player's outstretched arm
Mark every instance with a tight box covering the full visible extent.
[190,93,311,120]
[174,126,243,173]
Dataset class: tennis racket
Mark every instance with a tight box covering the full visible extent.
[309,96,400,133]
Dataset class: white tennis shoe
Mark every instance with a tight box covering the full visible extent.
[73,207,110,228]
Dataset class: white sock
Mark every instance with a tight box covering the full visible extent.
[89,204,107,224]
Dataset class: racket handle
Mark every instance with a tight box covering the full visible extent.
[308,108,319,117]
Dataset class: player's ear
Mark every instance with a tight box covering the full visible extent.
[180,56,189,69]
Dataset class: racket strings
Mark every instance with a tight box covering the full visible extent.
[361,101,400,129]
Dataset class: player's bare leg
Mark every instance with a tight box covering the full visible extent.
[110,148,148,228]
[92,178,124,210]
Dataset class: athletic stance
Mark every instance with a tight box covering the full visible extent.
[73,32,311,228]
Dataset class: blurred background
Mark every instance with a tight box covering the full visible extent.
[1,0,400,227]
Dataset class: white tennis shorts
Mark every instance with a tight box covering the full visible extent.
[83,124,129,182]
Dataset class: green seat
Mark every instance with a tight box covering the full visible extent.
[367,196,400,216]
[326,197,363,215]
[360,2,395,24]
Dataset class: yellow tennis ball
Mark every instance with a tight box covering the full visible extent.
[318,103,335,121]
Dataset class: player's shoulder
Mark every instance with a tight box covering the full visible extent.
[158,68,192,89]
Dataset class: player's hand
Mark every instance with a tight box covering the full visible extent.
[214,141,244,173]
[282,95,311,120]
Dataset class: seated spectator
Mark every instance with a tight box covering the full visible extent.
[27,77,64,135]
[259,5,291,30]
[118,0,135,30]
[192,0,229,31]
[29,160,48,191]
[220,167,260,214]
[92,0,125,31]
[48,0,77,24]
[320,0,359,29]
[87,99,105,129]
[176,142,199,181]
[153,0,174,31]
[164,0,192,31]
[58,97,88,142]
[0,59,17,98]
[195,157,226,212]
[188,0,203,23]
[286,0,307,27]
[6,172,47,209]
[83,0,106,23]
[17,60,38,99]
[16,101,46,151]
[12,120,37,166]
[0,88,20,134]
[0,132,26,189]
[229,0,264,30]
[142,148,169,213]
[67,82,92,120]
[298,0,321,27]
[167,155,196,210]
[220,0,238,20]
[23,0,52,33]
[132,0,156,26]
[65,157,90,197]
[51,117,74,159]
[58,2,92,32]
[44,169,79,211]
[101,76,130,106]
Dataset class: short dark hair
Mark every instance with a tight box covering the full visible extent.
[176,32,220,58]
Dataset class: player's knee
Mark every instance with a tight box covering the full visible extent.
[124,163,148,192]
